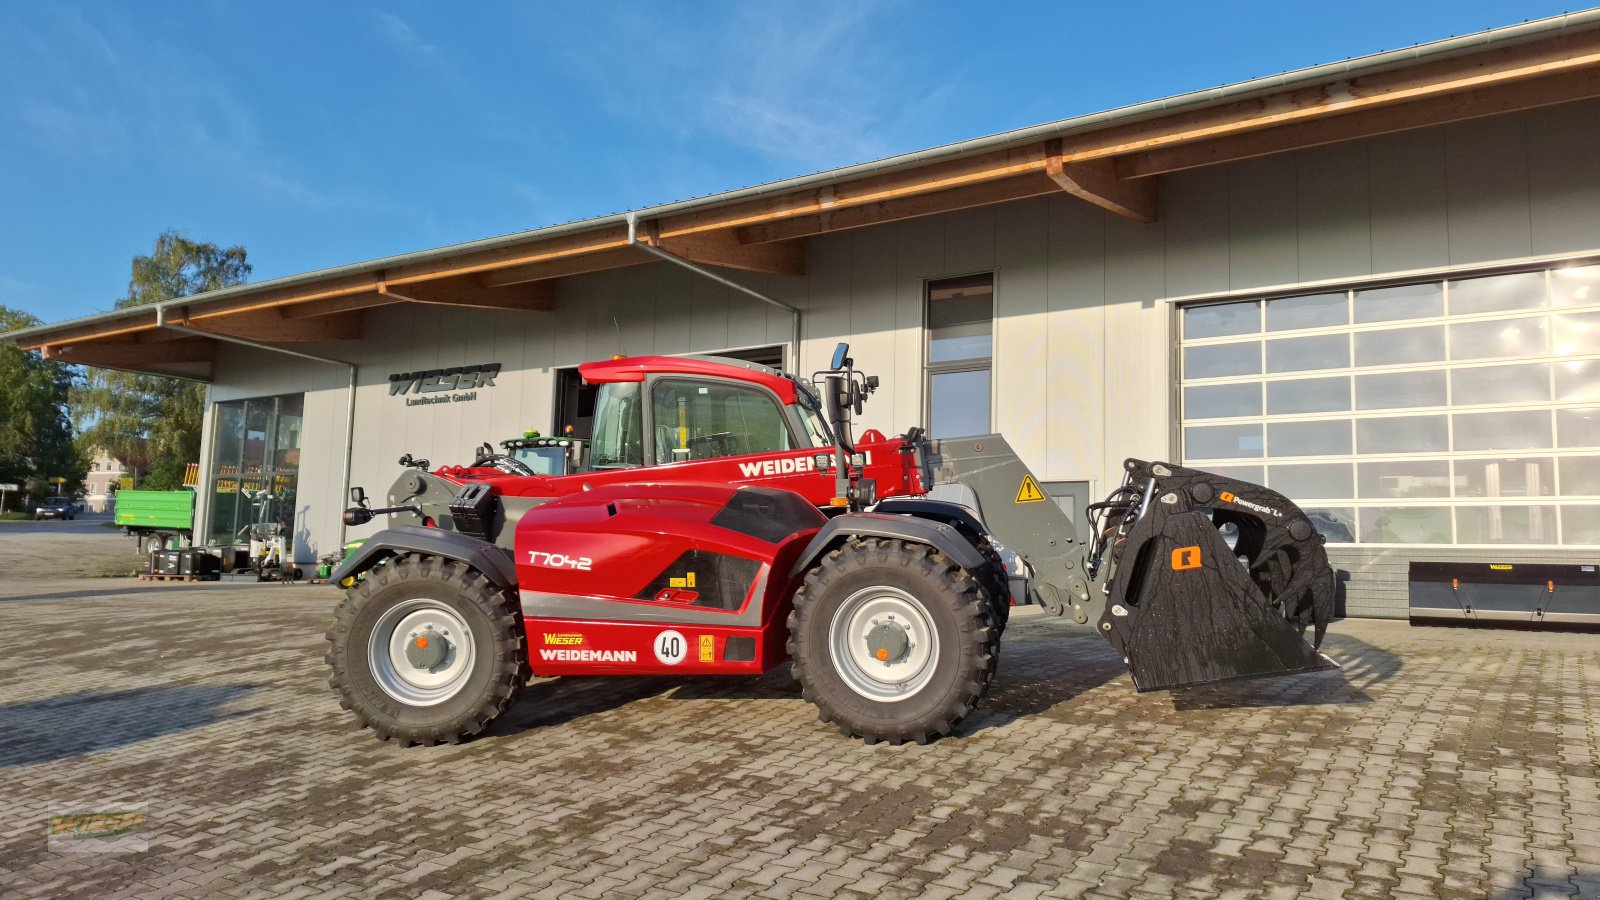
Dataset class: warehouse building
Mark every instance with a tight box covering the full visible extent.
[9,12,1600,617]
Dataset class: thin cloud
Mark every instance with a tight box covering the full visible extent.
[373,11,460,81]
[374,12,435,57]
[563,0,950,173]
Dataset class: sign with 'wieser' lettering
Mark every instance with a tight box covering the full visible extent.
[389,363,500,407]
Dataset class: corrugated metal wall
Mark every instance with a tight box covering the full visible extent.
[198,100,1600,616]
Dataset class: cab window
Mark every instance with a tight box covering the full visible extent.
[651,379,796,464]
[589,382,645,468]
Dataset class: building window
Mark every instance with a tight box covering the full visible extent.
[1178,263,1600,546]
[927,273,994,438]
[206,393,304,546]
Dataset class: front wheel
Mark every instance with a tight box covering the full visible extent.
[325,555,528,745]
[787,538,997,745]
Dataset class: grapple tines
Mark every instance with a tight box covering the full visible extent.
[1094,460,1338,692]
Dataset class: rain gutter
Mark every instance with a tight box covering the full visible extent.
[626,212,803,370]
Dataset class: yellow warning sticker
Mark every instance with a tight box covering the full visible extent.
[669,572,698,588]
[699,634,715,662]
[1015,474,1046,504]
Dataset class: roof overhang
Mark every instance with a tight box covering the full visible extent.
[11,9,1600,378]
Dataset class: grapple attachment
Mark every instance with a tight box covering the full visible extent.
[1087,459,1338,692]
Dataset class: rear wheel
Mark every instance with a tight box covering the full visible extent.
[972,539,1011,633]
[788,538,996,745]
[326,555,528,745]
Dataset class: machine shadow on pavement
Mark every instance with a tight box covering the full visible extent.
[0,684,262,768]
[486,669,804,739]
[1168,631,1401,711]
[0,583,229,604]
[961,632,1128,735]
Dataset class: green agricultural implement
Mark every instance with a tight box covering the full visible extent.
[114,489,195,552]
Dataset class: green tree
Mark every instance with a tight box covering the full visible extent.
[72,231,250,490]
[0,306,83,510]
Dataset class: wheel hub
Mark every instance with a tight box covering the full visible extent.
[367,600,476,707]
[829,587,940,701]
[404,629,450,669]
[864,622,910,664]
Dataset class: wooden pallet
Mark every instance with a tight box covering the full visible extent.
[139,573,206,583]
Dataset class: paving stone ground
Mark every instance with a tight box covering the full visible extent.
[0,576,1596,899]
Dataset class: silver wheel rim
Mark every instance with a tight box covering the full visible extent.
[829,586,940,701]
[367,599,476,707]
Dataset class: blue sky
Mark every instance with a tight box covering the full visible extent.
[0,1,1581,323]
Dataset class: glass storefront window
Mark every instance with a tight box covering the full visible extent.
[1447,272,1547,315]
[1266,292,1346,331]
[1355,371,1447,410]
[1179,262,1600,546]
[1450,363,1550,406]
[1354,283,1442,323]
[1183,383,1261,419]
[1266,376,1349,414]
[207,393,305,547]
[1184,301,1259,339]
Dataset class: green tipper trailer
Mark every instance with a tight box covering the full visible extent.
[114,489,194,549]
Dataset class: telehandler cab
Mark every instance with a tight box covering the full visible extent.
[327,345,1337,746]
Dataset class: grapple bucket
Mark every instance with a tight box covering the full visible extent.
[1090,460,1338,692]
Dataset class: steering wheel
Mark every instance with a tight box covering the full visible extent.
[469,453,536,476]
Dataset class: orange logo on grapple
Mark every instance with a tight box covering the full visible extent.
[1219,491,1236,503]
[1171,546,1202,570]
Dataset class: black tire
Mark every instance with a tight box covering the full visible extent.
[787,538,997,745]
[972,539,1011,633]
[325,554,528,746]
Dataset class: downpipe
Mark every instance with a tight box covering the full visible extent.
[626,212,803,371]
[154,303,361,549]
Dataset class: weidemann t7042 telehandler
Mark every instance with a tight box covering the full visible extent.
[327,345,1336,745]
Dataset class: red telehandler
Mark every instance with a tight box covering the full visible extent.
[327,345,1337,745]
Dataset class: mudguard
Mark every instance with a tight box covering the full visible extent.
[871,497,988,542]
[330,525,519,590]
[790,512,988,578]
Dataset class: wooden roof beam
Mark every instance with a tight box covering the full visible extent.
[642,223,805,275]
[658,143,1052,241]
[44,337,216,369]
[1045,140,1156,222]
[282,293,402,320]
[378,278,556,311]
[477,248,653,288]
[1116,65,1600,178]
[174,308,364,342]
[735,172,1063,244]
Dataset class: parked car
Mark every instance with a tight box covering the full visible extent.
[34,497,75,520]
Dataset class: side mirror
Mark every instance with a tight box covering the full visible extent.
[349,487,366,506]
[824,374,855,453]
[824,374,847,426]
[830,342,850,371]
